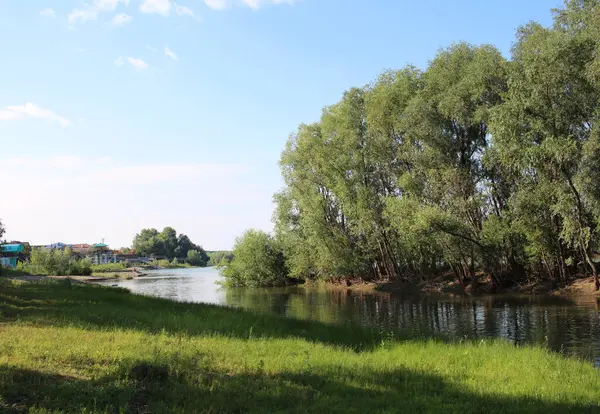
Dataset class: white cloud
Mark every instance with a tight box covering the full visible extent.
[0,103,70,127]
[114,56,125,66]
[40,8,56,18]
[175,3,194,16]
[68,0,129,24]
[164,47,178,60]
[127,57,149,70]
[203,0,297,10]
[140,0,171,15]
[111,13,133,26]
[204,0,228,10]
[146,45,159,53]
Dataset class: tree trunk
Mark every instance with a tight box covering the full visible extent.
[583,247,599,291]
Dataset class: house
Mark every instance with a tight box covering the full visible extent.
[1,243,25,268]
[116,253,150,265]
[45,242,70,250]
[88,243,117,265]
[71,244,91,257]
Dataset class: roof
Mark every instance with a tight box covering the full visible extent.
[92,243,109,248]
[46,242,70,249]
[1,244,24,253]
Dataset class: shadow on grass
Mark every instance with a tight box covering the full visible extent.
[0,279,388,351]
[0,358,594,413]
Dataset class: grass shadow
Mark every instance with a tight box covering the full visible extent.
[0,279,390,351]
[0,358,595,413]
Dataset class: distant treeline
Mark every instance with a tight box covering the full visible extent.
[222,1,600,290]
[132,227,209,266]
[207,251,233,267]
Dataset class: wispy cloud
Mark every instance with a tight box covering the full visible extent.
[204,0,298,10]
[40,8,56,18]
[175,4,195,17]
[68,0,129,24]
[111,13,133,26]
[140,0,171,15]
[127,57,149,70]
[204,0,228,10]
[0,103,70,127]
[146,45,159,53]
[115,56,149,70]
[165,47,178,60]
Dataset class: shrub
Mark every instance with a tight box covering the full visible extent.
[28,247,92,276]
[220,229,288,287]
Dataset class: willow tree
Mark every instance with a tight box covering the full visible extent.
[276,122,364,280]
[491,9,600,287]
[398,43,509,284]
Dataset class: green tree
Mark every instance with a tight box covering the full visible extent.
[132,229,166,257]
[490,13,600,288]
[160,227,178,260]
[186,249,208,266]
[220,230,289,287]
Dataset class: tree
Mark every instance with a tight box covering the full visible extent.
[160,227,178,260]
[0,218,5,241]
[132,227,209,266]
[186,249,208,267]
[491,15,600,288]
[174,233,195,258]
[132,228,166,257]
[227,0,600,291]
[220,230,289,287]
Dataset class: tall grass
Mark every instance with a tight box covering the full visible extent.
[1,279,599,413]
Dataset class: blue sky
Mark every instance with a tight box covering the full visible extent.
[0,0,559,250]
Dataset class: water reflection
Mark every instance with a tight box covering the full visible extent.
[101,267,600,364]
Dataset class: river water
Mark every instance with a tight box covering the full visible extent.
[100,267,600,364]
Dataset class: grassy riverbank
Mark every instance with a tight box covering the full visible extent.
[1,279,600,413]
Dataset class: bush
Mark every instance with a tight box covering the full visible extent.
[220,229,289,287]
[28,247,92,276]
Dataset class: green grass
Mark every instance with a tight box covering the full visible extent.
[1,279,599,413]
[90,263,128,273]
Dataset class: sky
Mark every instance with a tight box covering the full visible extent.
[0,0,560,250]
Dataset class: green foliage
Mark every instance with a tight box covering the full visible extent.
[1,279,600,412]
[27,248,92,276]
[220,230,289,287]
[228,1,600,289]
[186,249,208,267]
[207,251,233,266]
[132,227,208,265]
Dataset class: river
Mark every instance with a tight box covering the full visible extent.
[100,267,600,365]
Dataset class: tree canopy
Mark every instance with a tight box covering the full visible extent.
[132,227,208,265]
[220,230,288,287]
[223,0,600,290]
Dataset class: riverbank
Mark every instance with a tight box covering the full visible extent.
[1,279,599,412]
[319,273,600,297]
